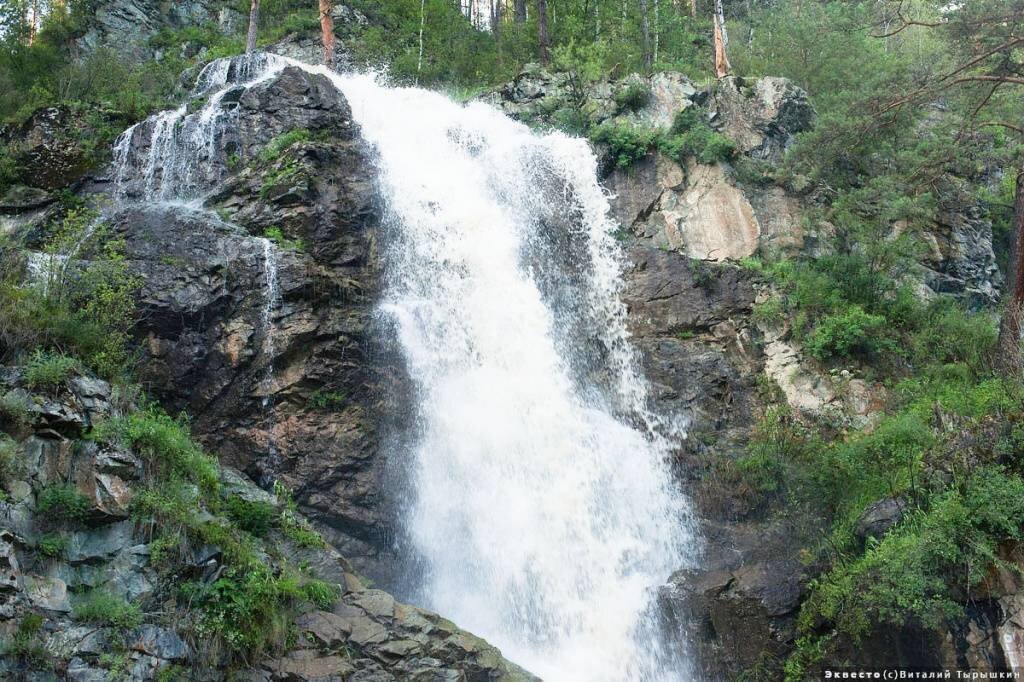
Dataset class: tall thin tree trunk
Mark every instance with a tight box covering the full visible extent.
[654,0,660,64]
[689,0,697,18]
[713,0,730,77]
[997,169,1024,376]
[417,0,426,80]
[537,0,550,64]
[246,0,260,53]
[515,0,526,23]
[27,0,38,45]
[319,0,335,68]
[639,0,652,69]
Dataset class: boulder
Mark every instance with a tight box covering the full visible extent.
[855,497,907,544]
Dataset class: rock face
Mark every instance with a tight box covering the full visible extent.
[109,63,395,578]
[0,369,534,681]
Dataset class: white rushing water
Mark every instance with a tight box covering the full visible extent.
[328,72,697,681]
[113,54,698,681]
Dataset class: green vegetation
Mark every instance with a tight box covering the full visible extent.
[36,484,91,524]
[2,613,49,668]
[263,226,305,252]
[0,210,141,382]
[613,81,651,114]
[225,496,277,537]
[307,388,346,410]
[37,532,68,558]
[260,129,314,162]
[96,408,219,494]
[659,108,736,165]
[23,350,79,388]
[73,590,143,629]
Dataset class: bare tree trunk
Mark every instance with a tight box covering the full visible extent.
[319,0,335,68]
[515,0,526,22]
[690,0,697,18]
[537,0,550,64]
[27,0,38,45]
[654,0,660,64]
[997,170,1024,376]
[246,0,260,53]
[713,0,730,77]
[417,0,426,80]
[639,0,652,68]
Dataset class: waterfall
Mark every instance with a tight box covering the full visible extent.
[109,54,698,681]
[325,72,698,681]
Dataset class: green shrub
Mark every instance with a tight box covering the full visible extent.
[38,532,68,558]
[657,107,737,165]
[188,564,303,659]
[803,467,1024,640]
[263,226,305,252]
[37,484,91,524]
[73,590,143,629]
[301,579,340,610]
[3,613,48,668]
[804,305,891,362]
[97,409,219,494]
[260,129,312,162]
[224,497,277,537]
[307,389,346,410]
[590,120,659,170]
[613,81,651,113]
[0,391,32,434]
[24,350,79,388]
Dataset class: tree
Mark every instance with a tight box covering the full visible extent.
[713,0,730,77]
[515,0,526,23]
[537,0,550,63]
[319,0,335,68]
[246,0,260,54]
[871,0,1024,373]
[639,0,652,68]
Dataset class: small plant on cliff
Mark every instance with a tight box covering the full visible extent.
[658,108,737,165]
[37,532,68,559]
[307,388,346,410]
[24,350,79,389]
[260,129,312,162]
[263,226,305,252]
[73,590,143,629]
[613,81,651,114]
[590,120,659,170]
[804,305,893,362]
[36,484,91,525]
[96,408,219,494]
[3,613,49,668]
[0,391,31,436]
[224,496,277,537]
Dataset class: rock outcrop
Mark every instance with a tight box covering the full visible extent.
[0,368,534,681]
[107,62,396,580]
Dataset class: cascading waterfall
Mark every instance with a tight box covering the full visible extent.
[108,53,699,681]
[330,74,697,682]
